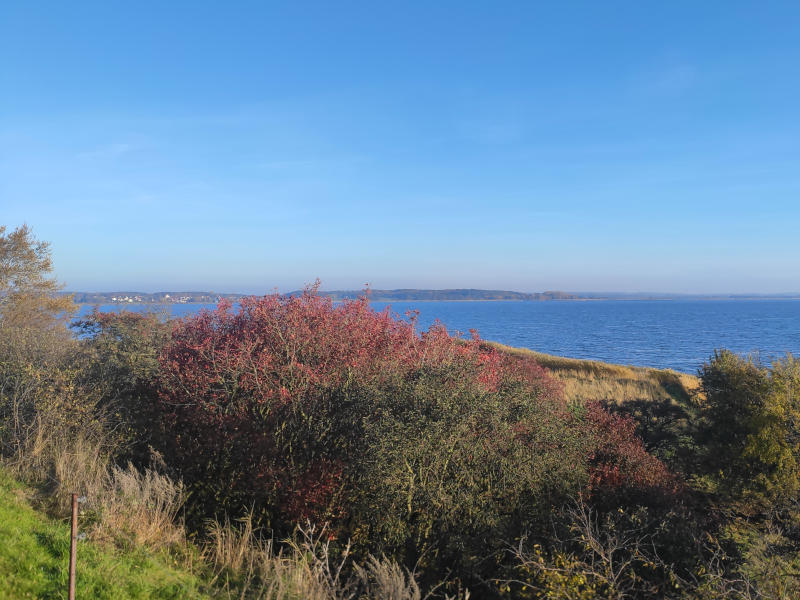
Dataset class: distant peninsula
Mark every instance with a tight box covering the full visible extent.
[71,291,245,304]
[70,289,577,304]
[307,289,577,301]
[69,289,800,305]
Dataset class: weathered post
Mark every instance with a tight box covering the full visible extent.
[69,492,77,600]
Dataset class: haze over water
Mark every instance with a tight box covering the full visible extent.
[82,299,800,374]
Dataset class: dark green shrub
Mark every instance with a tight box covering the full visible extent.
[699,350,800,506]
[73,309,171,464]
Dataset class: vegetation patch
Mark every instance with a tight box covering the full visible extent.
[2,224,800,599]
[0,468,206,600]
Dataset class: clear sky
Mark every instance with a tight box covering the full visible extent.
[2,1,799,294]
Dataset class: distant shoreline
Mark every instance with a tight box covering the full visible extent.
[67,287,800,306]
[76,296,800,306]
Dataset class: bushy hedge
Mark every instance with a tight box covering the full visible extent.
[64,301,800,597]
[80,290,664,589]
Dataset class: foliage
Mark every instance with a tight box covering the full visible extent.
[149,287,677,592]
[699,350,800,506]
[14,224,800,598]
[508,500,677,599]
[581,402,678,502]
[72,309,171,462]
[691,350,800,599]
[505,496,772,600]
[719,517,800,600]
[0,224,76,330]
[0,324,105,472]
[0,224,96,489]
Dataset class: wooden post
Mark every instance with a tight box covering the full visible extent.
[69,492,77,600]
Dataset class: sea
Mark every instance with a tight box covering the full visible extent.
[78,299,800,375]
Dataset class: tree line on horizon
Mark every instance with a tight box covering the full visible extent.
[68,288,577,304]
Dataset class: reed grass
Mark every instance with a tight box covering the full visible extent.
[203,515,441,599]
[488,342,701,405]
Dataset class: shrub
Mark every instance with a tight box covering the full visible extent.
[73,308,171,464]
[150,288,676,592]
[582,401,678,503]
[699,350,800,506]
[154,289,561,522]
[507,497,759,600]
[0,324,106,482]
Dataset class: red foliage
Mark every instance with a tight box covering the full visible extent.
[156,287,560,524]
[151,287,676,527]
[158,288,555,416]
[583,401,678,497]
[283,458,345,525]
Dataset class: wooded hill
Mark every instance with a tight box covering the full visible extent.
[298,288,577,301]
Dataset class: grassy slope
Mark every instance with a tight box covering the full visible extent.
[0,469,208,600]
[488,342,701,405]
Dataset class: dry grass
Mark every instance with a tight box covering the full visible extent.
[489,342,701,405]
[8,419,443,599]
[203,515,456,599]
[207,518,351,599]
[10,424,109,513]
[353,555,424,600]
[97,462,186,549]
[7,418,187,552]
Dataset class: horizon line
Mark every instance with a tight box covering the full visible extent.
[64,288,800,297]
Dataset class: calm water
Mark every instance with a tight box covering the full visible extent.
[79,300,800,374]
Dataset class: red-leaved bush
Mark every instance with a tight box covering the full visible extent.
[155,289,562,520]
[77,288,679,587]
[158,289,559,408]
[583,401,678,498]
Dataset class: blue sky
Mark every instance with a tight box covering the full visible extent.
[2,1,799,294]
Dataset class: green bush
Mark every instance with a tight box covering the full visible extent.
[699,350,800,507]
[0,324,104,471]
[73,309,170,465]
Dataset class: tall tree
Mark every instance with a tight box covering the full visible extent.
[0,224,76,329]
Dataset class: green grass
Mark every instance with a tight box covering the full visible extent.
[0,469,208,599]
